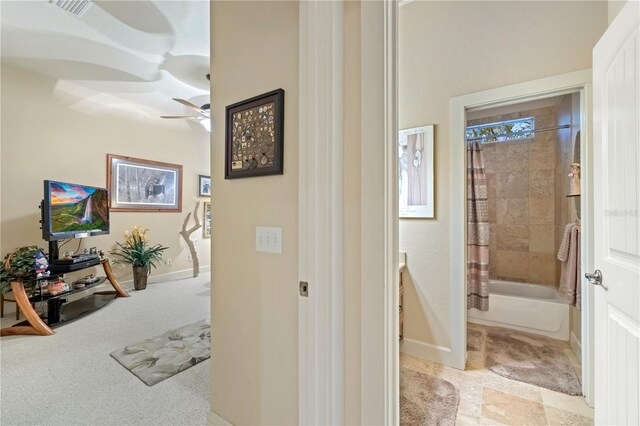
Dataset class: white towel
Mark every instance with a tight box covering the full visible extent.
[558,224,581,309]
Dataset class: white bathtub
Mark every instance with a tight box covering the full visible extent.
[468,279,569,340]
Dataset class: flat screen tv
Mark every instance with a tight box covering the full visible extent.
[42,180,110,241]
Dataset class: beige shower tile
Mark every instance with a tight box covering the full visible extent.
[489,224,497,249]
[505,143,529,171]
[529,198,555,224]
[530,225,556,253]
[481,388,548,426]
[530,170,555,198]
[529,253,556,285]
[497,171,529,198]
[496,251,529,280]
[488,197,497,223]
[544,406,593,426]
[530,150,555,170]
[496,198,528,225]
[497,225,529,252]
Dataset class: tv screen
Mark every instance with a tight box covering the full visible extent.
[42,180,110,241]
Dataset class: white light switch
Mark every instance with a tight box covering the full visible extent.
[256,226,282,253]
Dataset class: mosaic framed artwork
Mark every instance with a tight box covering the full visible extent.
[398,125,435,218]
[225,89,284,179]
[107,154,182,212]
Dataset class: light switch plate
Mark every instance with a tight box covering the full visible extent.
[255,226,282,253]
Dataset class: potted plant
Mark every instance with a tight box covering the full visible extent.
[1,246,49,295]
[110,226,168,290]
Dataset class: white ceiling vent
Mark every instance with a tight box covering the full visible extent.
[49,0,92,17]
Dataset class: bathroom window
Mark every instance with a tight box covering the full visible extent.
[466,117,535,144]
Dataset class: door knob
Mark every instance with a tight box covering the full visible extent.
[585,269,607,290]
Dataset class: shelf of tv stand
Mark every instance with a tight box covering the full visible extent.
[0,258,129,337]
[29,276,107,303]
[29,277,118,326]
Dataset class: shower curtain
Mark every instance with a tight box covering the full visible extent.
[467,141,490,311]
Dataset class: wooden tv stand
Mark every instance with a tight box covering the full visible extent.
[0,259,129,336]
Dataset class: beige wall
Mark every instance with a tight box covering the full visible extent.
[210,2,299,424]
[399,1,607,350]
[0,64,210,283]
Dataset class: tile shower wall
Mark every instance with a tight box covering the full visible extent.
[469,106,558,285]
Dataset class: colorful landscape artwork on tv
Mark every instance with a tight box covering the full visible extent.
[49,182,109,234]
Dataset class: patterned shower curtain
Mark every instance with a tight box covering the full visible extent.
[467,141,490,311]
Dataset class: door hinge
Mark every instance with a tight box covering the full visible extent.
[299,281,309,297]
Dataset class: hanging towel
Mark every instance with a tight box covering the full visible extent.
[558,223,581,309]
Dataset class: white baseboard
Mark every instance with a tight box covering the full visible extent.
[148,265,211,283]
[400,338,453,367]
[570,331,582,363]
[77,265,210,295]
[208,410,233,425]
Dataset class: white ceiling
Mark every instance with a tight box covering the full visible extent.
[0,0,210,126]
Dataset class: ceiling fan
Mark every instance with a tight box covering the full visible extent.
[161,74,211,131]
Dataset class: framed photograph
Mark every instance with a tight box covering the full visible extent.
[202,201,211,239]
[198,174,211,197]
[398,125,435,218]
[107,154,183,212]
[225,89,284,179]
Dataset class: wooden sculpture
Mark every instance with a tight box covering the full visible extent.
[180,202,202,278]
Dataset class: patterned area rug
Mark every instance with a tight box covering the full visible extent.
[485,326,582,395]
[400,366,460,426]
[110,319,210,386]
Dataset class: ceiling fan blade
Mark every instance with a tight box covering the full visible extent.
[172,98,205,113]
[161,115,199,119]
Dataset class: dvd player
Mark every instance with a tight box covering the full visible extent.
[51,254,100,265]
[49,256,101,273]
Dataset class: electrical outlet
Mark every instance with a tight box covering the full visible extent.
[166,258,172,265]
[188,254,193,262]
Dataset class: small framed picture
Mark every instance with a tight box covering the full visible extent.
[398,125,435,218]
[198,174,211,197]
[225,89,284,179]
[202,201,211,239]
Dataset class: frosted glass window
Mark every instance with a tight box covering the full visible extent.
[466,117,535,144]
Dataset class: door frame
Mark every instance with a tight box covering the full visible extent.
[298,1,345,424]
[450,69,595,405]
[298,1,399,424]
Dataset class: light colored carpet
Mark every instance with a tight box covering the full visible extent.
[400,366,460,426]
[111,319,211,386]
[0,273,211,426]
[485,326,582,396]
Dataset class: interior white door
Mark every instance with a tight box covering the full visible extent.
[592,2,640,425]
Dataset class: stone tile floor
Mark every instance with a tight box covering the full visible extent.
[401,323,593,425]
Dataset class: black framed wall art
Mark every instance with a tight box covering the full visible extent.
[225,89,284,179]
